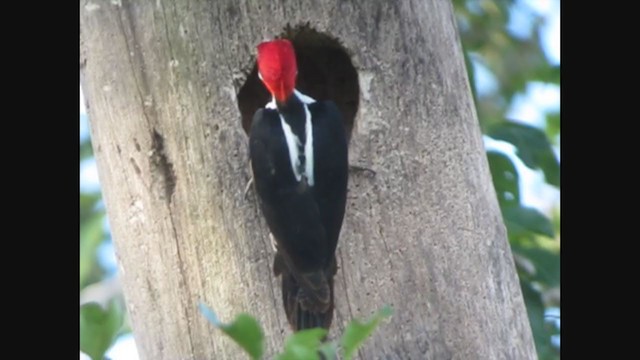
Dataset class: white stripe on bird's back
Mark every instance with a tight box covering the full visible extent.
[279,115,303,182]
[267,90,316,186]
[303,103,314,186]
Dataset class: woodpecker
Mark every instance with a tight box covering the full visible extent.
[249,39,349,331]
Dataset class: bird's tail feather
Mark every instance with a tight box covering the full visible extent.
[274,253,336,331]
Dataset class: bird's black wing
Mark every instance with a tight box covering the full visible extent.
[308,100,349,264]
[249,108,330,273]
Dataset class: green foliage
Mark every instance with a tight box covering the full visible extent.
[488,122,559,186]
[317,341,338,360]
[454,0,559,129]
[503,205,554,239]
[200,304,392,360]
[520,281,558,360]
[341,306,393,360]
[487,150,520,206]
[80,301,124,360]
[514,245,560,288]
[453,1,560,358]
[199,303,265,360]
[80,194,105,288]
[80,113,129,358]
[488,137,559,360]
[546,112,560,140]
[277,328,327,360]
[80,116,94,161]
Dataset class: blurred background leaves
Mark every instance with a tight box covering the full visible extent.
[80,0,559,358]
[456,0,560,358]
[80,110,131,359]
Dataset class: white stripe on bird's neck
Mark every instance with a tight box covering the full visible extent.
[266,90,316,186]
[265,89,315,109]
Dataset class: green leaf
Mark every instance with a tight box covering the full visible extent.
[486,151,520,206]
[80,115,94,161]
[503,205,555,239]
[199,303,264,360]
[520,282,558,360]
[341,306,393,360]
[513,246,560,288]
[545,112,560,141]
[80,301,123,360]
[276,328,328,360]
[488,122,559,187]
[80,193,101,217]
[80,213,106,288]
[318,341,338,360]
[80,134,94,162]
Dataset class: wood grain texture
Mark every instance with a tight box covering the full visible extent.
[80,0,536,359]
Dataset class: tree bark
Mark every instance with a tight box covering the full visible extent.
[80,0,537,359]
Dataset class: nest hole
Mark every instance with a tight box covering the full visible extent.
[237,24,360,141]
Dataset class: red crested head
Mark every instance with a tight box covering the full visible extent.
[257,39,297,103]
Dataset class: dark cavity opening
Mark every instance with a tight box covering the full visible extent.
[237,24,359,141]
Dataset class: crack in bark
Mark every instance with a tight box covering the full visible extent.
[338,247,355,321]
[167,208,196,359]
[151,129,176,203]
[159,0,176,61]
[119,0,158,131]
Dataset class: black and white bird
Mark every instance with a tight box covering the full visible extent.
[249,39,349,331]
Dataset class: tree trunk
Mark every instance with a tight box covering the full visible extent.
[80,0,537,359]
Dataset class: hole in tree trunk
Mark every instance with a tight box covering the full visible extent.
[237,24,359,142]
